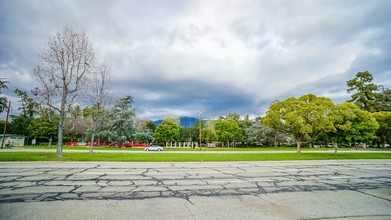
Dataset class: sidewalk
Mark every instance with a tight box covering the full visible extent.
[1,148,391,154]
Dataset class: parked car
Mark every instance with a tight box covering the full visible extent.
[144,145,164,151]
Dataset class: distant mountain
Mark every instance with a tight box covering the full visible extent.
[153,119,163,127]
[179,116,199,127]
[153,116,201,127]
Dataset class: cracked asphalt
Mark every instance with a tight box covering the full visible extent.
[0,160,390,220]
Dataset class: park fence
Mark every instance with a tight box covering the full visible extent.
[65,142,150,148]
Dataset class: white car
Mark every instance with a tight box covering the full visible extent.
[144,145,164,151]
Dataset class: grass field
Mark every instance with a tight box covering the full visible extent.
[0,151,390,162]
[1,145,390,162]
[14,145,391,151]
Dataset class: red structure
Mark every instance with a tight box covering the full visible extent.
[65,142,150,148]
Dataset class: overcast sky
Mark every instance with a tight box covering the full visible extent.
[1,0,390,120]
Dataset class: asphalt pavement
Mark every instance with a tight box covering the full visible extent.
[0,160,390,219]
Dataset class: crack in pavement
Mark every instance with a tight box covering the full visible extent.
[0,161,390,205]
[302,214,391,220]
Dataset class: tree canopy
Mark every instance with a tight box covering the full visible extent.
[262,94,336,153]
[347,71,383,112]
[372,111,391,148]
[0,78,9,113]
[215,118,242,147]
[329,102,379,146]
[96,96,136,145]
[153,119,180,144]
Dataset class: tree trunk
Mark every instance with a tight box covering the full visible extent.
[296,138,301,154]
[274,134,278,149]
[89,122,96,154]
[333,142,338,155]
[90,133,95,154]
[57,122,63,157]
[362,143,367,149]
[49,137,52,147]
[57,91,66,157]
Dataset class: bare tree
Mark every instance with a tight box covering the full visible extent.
[86,60,112,154]
[34,26,95,157]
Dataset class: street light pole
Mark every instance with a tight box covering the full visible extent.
[199,111,202,150]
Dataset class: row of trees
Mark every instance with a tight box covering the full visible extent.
[153,113,252,148]
[261,71,390,153]
[0,89,151,150]
[153,101,390,154]
[2,71,390,155]
[261,94,389,153]
[2,80,279,150]
[153,71,390,153]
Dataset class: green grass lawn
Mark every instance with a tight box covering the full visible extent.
[16,145,391,151]
[0,152,390,162]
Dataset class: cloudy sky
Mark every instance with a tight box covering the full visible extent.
[1,0,390,120]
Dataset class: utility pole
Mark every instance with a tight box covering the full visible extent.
[189,122,192,149]
[1,101,11,149]
[199,111,202,150]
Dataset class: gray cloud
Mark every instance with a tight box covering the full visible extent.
[1,0,390,120]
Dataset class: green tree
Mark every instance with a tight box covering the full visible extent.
[329,102,379,150]
[261,102,289,148]
[215,118,242,147]
[202,128,217,144]
[327,102,359,153]
[192,120,206,143]
[133,118,154,143]
[346,106,379,149]
[83,103,106,150]
[347,71,382,112]
[220,113,255,146]
[262,94,336,153]
[10,88,39,136]
[297,94,336,147]
[14,88,38,118]
[239,114,254,146]
[378,88,391,112]
[261,99,289,146]
[99,96,136,146]
[28,116,59,146]
[153,119,180,145]
[133,130,154,143]
[0,78,9,113]
[247,118,282,147]
[180,127,192,142]
[226,112,240,122]
[372,111,391,148]
[146,121,156,132]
